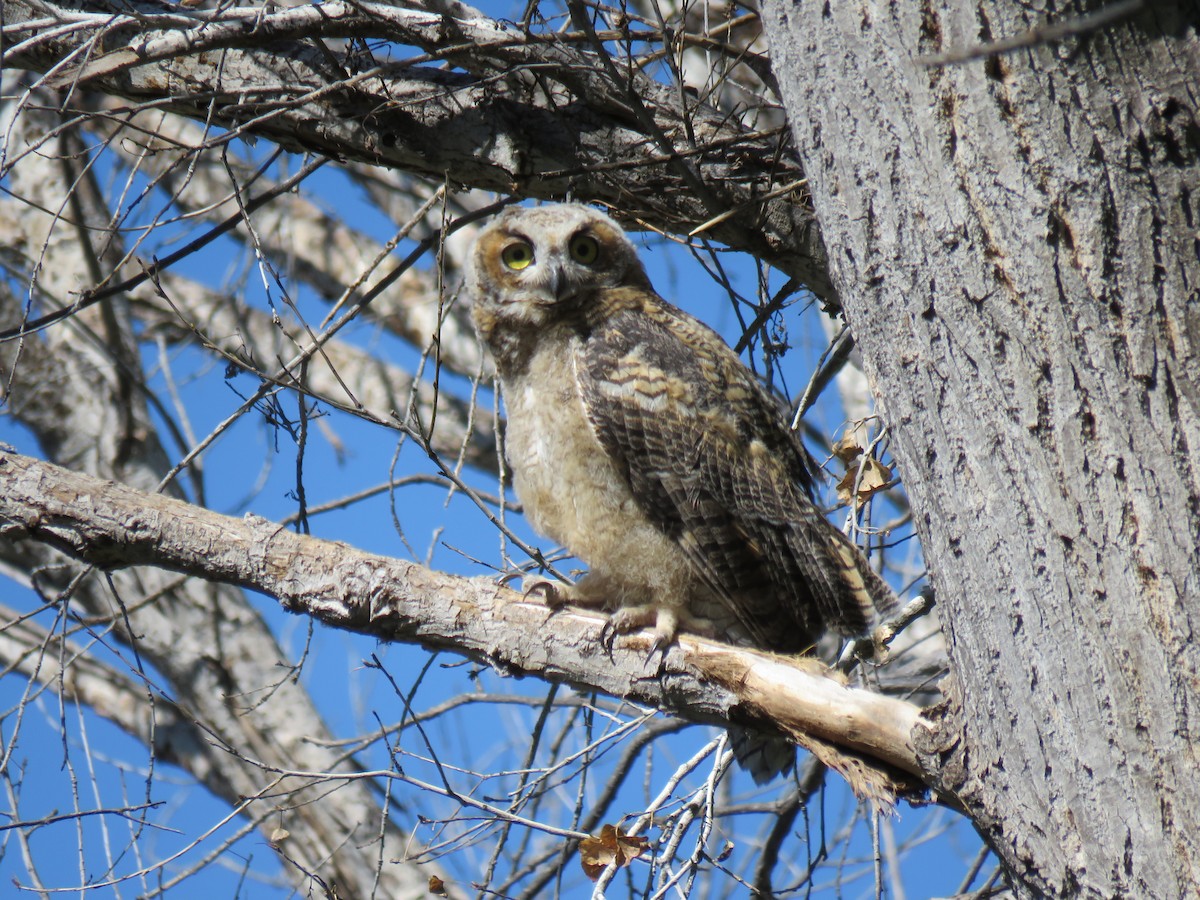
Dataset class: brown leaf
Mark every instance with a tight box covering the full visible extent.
[579,824,649,881]
[832,435,863,464]
[428,875,448,896]
[836,457,894,507]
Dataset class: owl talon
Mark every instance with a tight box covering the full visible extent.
[521,578,568,608]
[645,630,675,667]
[597,605,651,652]
[597,604,687,660]
[608,605,658,635]
[648,609,680,650]
[599,618,618,653]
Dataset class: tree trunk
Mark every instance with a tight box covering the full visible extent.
[762,1,1200,896]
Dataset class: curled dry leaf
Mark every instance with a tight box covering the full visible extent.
[836,456,894,507]
[428,875,448,896]
[832,435,864,464]
[579,824,649,881]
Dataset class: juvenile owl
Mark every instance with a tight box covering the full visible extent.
[468,203,896,657]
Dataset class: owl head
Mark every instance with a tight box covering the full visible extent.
[467,204,652,334]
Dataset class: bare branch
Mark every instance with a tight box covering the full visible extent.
[0,101,460,893]
[2,0,831,299]
[0,449,928,796]
[0,597,215,788]
[92,104,488,378]
[132,271,499,471]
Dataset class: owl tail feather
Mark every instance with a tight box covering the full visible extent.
[728,726,795,785]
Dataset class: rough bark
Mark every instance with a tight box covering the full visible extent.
[762,1,1200,896]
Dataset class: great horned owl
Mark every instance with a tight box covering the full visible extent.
[468,204,896,774]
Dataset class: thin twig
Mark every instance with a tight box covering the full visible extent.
[919,0,1143,67]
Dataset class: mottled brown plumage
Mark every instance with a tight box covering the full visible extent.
[469,204,896,663]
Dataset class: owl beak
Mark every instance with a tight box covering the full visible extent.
[546,265,565,299]
[546,264,575,302]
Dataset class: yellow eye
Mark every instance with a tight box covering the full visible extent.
[569,234,599,264]
[501,241,534,270]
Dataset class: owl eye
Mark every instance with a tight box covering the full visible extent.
[501,241,534,270]
[569,234,599,264]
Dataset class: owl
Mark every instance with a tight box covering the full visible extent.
[468,204,897,775]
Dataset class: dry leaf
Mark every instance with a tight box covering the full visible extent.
[269,826,290,843]
[836,457,894,507]
[579,824,649,881]
[428,875,448,896]
[832,435,863,464]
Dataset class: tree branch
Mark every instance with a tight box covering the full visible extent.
[2,0,831,299]
[0,596,219,792]
[0,449,929,799]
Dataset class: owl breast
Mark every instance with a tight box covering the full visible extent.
[501,327,700,608]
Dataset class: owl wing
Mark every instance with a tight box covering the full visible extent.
[575,290,891,652]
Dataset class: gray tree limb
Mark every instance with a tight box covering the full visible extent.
[0,448,927,800]
[0,96,455,896]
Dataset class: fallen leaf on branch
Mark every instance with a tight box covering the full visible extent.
[579,824,649,881]
[837,456,894,506]
[832,435,864,464]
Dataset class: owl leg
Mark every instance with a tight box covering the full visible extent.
[604,603,673,650]
[531,573,679,651]
[561,572,617,608]
[527,573,716,652]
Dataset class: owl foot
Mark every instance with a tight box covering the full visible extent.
[601,604,716,660]
[600,604,661,652]
[521,579,570,609]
